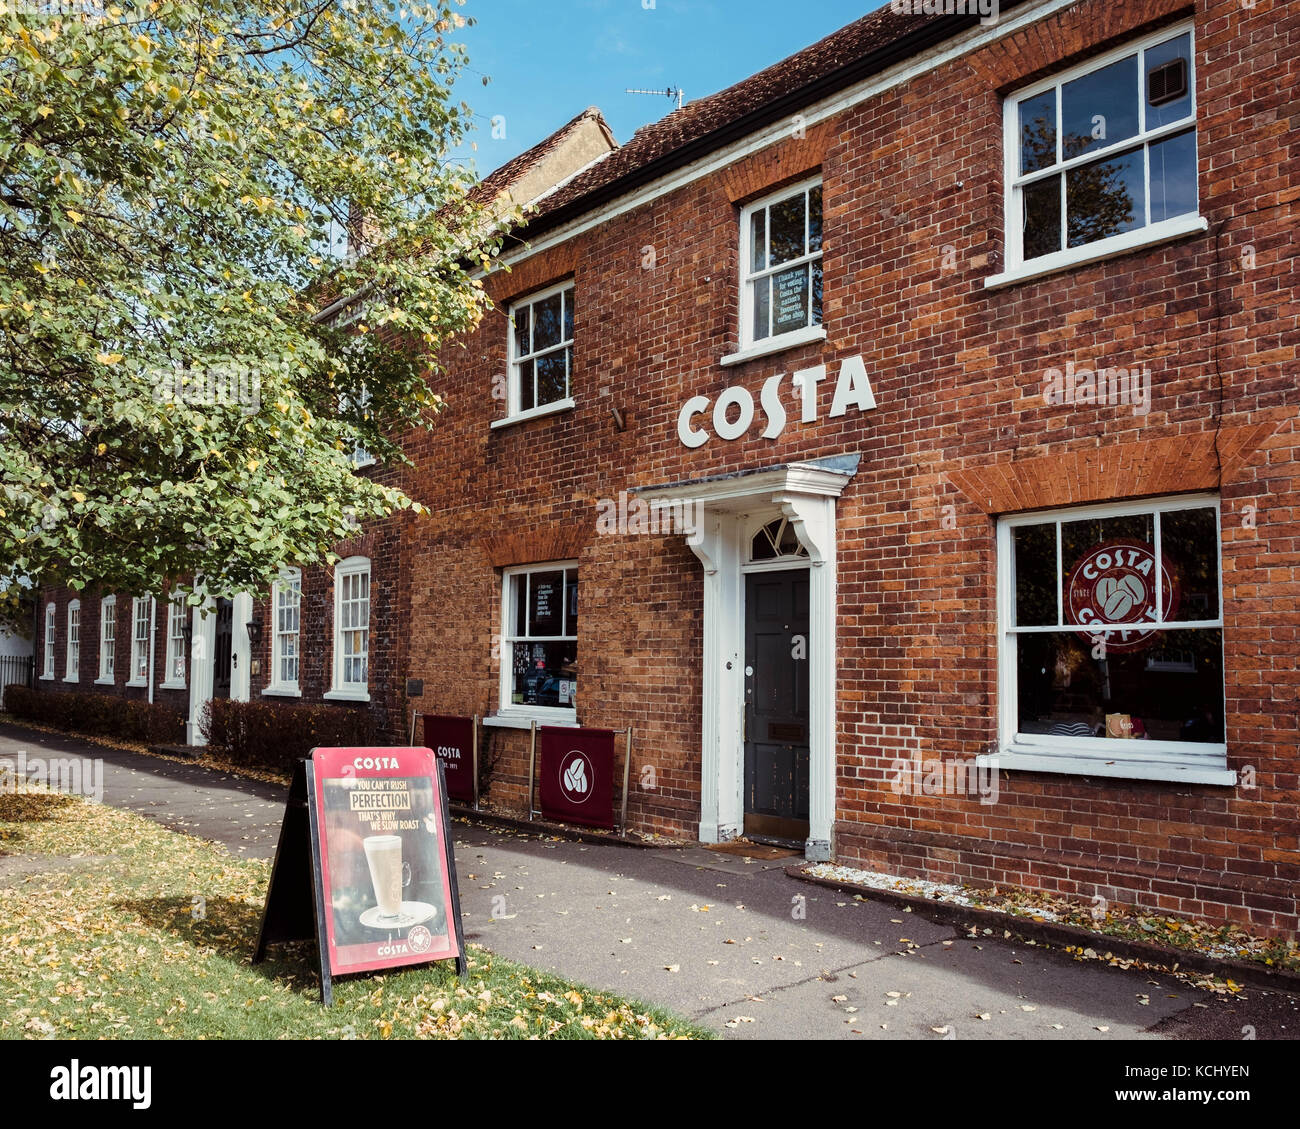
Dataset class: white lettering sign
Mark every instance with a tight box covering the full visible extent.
[677,356,877,448]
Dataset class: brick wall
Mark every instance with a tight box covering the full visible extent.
[389,0,1299,931]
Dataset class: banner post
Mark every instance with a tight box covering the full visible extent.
[620,728,633,836]
[527,720,538,820]
[472,715,480,811]
[409,710,419,747]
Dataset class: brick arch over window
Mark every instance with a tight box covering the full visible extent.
[943,418,1287,516]
[481,526,590,570]
[964,0,1191,91]
[720,121,831,206]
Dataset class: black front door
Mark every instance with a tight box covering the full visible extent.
[212,598,234,700]
[743,570,810,842]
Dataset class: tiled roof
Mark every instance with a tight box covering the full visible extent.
[469,106,616,207]
[515,4,1009,234]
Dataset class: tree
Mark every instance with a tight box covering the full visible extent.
[0,0,511,597]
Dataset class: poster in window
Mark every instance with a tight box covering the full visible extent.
[1065,539,1179,653]
[772,266,809,336]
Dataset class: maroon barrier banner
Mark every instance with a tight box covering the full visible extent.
[422,715,475,803]
[538,726,616,829]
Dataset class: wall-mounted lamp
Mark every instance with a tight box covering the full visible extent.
[246,615,265,648]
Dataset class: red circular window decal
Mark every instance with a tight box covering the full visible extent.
[1065,539,1180,654]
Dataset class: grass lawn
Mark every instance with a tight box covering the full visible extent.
[0,777,712,1040]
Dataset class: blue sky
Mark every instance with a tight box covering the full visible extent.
[449,0,890,174]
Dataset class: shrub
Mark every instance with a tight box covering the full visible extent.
[200,698,373,773]
[5,684,185,745]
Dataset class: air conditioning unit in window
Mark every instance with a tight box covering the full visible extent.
[1147,57,1188,106]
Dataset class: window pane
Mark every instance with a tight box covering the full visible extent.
[1161,507,1219,621]
[1014,523,1058,626]
[511,640,578,707]
[1023,175,1062,259]
[527,570,564,636]
[517,359,535,412]
[512,574,527,639]
[1149,129,1197,224]
[513,306,530,357]
[1062,513,1172,635]
[1019,91,1057,174]
[1015,628,1223,742]
[807,185,823,253]
[1067,147,1145,248]
[565,570,578,637]
[1062,53,1139,160]
[562,289,574,342]
[1145,33,1193,129]
[750,209,767,273]
[771,264,809,336]
[752,275,771,341]
[768,194,806,265]
[535,351,567,406]
[532,293,563,351]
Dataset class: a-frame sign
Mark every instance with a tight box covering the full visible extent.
[254,747,467,1006]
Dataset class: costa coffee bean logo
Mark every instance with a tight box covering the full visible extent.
[559,750,593,805]
[1066,539,1179,653]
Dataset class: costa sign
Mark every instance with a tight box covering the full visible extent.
[1066,539,1179,653]
[677,356,877,448]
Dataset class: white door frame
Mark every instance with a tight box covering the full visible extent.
[187,590,253,745]
[635,456,857,861]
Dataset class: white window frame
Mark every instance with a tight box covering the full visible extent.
[345,385,377,469]
[160,592,188,690]
[264,568,303,697]
[41,602,55,679]
[495,280,576,429]
[983,492,1232,785]
[490,561,579,728]
[64,600,80,682]
[728,176,826,365]
[325,556,370,702]
[127,596,152,687]
[989,20,1205,287]
[96,595,116,684]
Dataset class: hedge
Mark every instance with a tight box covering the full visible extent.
[4,684,186,745]
[200,697,373,773]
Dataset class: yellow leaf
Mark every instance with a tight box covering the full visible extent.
[37,106,53,118]
[94,353,124,365]
[66,209,84,224]
[70,492,85,503]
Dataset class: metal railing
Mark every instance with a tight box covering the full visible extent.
[0,654,35,709]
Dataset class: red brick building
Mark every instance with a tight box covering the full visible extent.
[34,0,1300,934]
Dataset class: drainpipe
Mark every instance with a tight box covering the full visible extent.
[147,595,156,705]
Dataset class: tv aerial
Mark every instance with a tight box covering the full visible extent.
[625,86,686,111]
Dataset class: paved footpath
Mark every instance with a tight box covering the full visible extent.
[2,721,1296,1040]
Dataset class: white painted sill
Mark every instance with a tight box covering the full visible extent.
[721,326,827,368]
[62,676,79,685]
[262,686,303,698]
[984,215,1209,290]
[977,747,1236,787]
[125,679,147,688]
[484,712,579,730]
[94,676,114,686]
[323,688,370,703]
[158,680,186,692]
[38,673,54,681]
[490,397,576,431]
